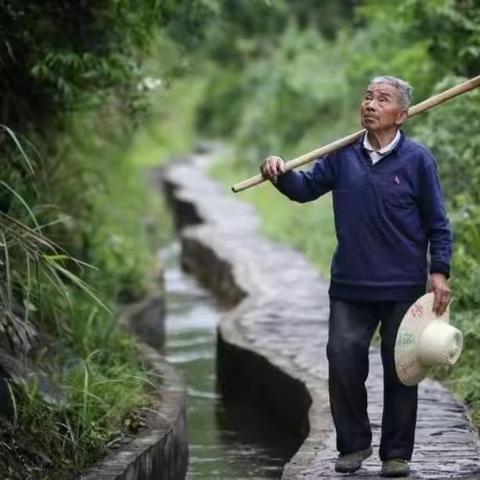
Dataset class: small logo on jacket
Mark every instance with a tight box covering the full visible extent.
[394,175,400,185]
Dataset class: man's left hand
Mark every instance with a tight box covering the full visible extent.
[428,273,451,316]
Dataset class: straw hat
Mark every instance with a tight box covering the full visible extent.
[394,292,463,386]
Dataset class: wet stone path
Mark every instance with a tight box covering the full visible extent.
[161,151,480,480]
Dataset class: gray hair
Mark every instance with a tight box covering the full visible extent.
[369,75,413,108]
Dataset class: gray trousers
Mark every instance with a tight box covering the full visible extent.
[326,298,418,461]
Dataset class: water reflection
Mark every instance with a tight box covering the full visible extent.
[158,243,298,479]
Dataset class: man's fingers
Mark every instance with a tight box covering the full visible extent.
[432,291,440,313]
[436,299,448,316]
[264,162,274,179]
[440,292,451,315]
[267,159,276,178]
[433,289,451,316]
[273,160,280,176]
[268,165,278,183]
[269,159,282,177]
[269,164,278,182]
[260,157,285,182]
[275,159,286,175]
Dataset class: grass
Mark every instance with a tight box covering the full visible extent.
[0,286,158,479]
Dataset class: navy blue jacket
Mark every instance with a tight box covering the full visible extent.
[275,131,453,302]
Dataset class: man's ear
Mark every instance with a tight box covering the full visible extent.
[395,109,409,126]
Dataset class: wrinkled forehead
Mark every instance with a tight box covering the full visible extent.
[365,82,402,100]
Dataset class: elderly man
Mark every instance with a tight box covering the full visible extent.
[260,76,452,477]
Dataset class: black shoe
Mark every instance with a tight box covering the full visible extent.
[335,446,373,473]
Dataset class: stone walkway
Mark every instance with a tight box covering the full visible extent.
[161,152,480,479]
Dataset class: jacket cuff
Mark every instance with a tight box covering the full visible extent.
[275,169,295,188]
[430,261,450,279]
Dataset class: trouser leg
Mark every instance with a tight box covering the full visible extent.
[379,302,418,461]
[327,298,379,454]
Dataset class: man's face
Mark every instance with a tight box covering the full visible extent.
[360,83,408,132]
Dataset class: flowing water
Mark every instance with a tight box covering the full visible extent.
[158,242,298,479]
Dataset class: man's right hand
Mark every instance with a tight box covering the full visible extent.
[260,155,286,184]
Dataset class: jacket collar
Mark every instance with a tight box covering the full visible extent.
[356,129,405,155]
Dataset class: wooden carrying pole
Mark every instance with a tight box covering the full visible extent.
[232,74,480,193]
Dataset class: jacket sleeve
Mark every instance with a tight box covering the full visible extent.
[418,152,453,277]
[274,154,335,203]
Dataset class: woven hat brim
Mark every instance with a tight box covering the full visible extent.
[394,292,449,386]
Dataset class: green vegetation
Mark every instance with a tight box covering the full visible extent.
[0,2,210,478]
[0,101,166,479]
[2,1,480,476]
